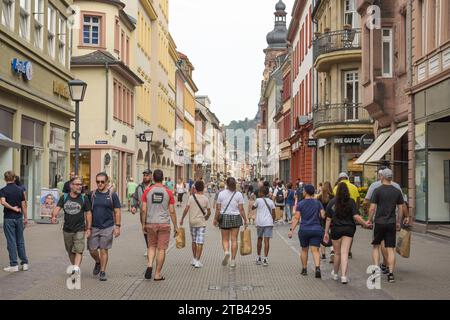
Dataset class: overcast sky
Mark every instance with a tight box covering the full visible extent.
[170,0,295,126]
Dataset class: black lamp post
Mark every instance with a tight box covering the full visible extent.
[144,130,153,171]
[68,79,87,176]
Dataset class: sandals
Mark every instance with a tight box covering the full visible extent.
[154,276,165,281]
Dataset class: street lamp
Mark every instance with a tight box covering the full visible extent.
[144,130,153,171]
[68,79,87,176]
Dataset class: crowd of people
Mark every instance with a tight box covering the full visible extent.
[0,165,410,286]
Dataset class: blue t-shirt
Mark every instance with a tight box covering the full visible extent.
[0,183,25,220]
[90,190,121,229]
[296,199,324,231]
[286,190,295,206]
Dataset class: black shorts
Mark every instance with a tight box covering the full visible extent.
[372,223,396,248]
[177,193,184,202]
[331,225,356,240]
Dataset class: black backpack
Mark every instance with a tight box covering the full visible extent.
[296,187,304,201]
[275,188,284,203]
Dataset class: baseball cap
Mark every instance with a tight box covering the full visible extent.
[381,168,393,179]
[303,184,315,196]
[338,172,349,179]
[142,169,152,175]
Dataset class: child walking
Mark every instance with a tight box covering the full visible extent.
[180,180,211,268]
[252,186,276,266]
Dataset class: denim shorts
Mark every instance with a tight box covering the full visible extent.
[256,226,273,238]
[298,229,324,248]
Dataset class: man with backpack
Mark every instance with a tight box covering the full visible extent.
[131,169,152,256]
[87,172,121,281]
[273,182,285,223]
[295,182,304,208]
[51,177,92,283]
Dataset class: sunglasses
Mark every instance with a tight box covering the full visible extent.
[96,180,106,184]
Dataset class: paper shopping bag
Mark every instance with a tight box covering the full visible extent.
[176,227,186,249]
[396,228,411,258]
[240,228,252,256]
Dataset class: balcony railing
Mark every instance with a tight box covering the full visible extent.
[313,28,361,62]
[313,103,372,128]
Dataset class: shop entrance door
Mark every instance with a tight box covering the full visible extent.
[428,151,450,222]
[21,147,42,220]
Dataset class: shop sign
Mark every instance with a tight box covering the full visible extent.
[95,140,108,145]
[333,136,361,145]
[307,139,317,148]
[53,81,70,99]
[11,58,33,81]
[360,134,375,149]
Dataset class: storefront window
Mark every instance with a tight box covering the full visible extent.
[49,126,68,188]
[21,118,35,146]
[126,153,132,181]
[0,108,13,138]
[70,150,91,193]
[112,151,119,191]
[340,145,364,186]
[415,150,426,222]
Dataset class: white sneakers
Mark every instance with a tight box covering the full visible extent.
[3,266,19,272]
[341,276,349,284]
[331,270,339,281]
[222,252,230,266]
[21,264,29,271]
[255,256,262,265]
[262,258,269,267]
[191,258,196,266]
[194,260,203,268]
[229,260,236,268]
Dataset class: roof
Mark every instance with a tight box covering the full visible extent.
[71,50,143,85]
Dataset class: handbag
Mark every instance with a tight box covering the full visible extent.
[176,227,186,249]
[240,228,252,256]
[396,227,411,258]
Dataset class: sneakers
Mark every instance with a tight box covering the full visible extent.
[191,258,197,266]
[144,267,152,280]
[194,260,203,268]
[331,270,339,281]
[21,264,29,271]
[388,273,395,283]
[341,276,349,284]
[301,268,307,276]
[99,271,107,281]
[3,266,19,273]
[262,258,269,267]
[229,260,236,268]
[255,256,262,265]
[222,252,230,266]
[71,266,81,284]
[329,251,335,264]
[315,267,322,279]
[380,263,389,274]
[93,262,101,276]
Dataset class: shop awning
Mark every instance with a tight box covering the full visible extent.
[366,126,409,163]
[0,133,21,149]
[354,131,390,165]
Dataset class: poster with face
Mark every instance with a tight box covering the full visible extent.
[40,189,60,218]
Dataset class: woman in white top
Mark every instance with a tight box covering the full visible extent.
[176,179,185,207]
[213,177,248,268]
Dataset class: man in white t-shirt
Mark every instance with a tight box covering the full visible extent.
[252,186,276,266]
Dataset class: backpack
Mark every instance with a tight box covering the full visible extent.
[90,189,114,209]
[275,188,284,203]
[296,187,304,201]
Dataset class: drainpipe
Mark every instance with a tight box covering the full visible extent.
[313,16,319,186]
[105,62,109,132]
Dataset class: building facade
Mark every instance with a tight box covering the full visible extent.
[70,0,143,203]
[288,0,315,185]
[313,0,374,186]
[0,0,74,221]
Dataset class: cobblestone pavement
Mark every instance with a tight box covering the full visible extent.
[1,194,449,300]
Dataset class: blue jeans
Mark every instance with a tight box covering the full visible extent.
[284,205,293,221]
[3,218,28,266]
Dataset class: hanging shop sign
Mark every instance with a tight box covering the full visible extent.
[360,134,375,149]
[307,139,317,148]
[333,136,362,145]
[11,58,33,81]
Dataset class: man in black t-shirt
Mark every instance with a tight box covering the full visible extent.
[51,177,92,280]
[0,171,29,272]
[368,169,410,283]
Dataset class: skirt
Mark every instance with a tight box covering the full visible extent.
[219,214,243,229]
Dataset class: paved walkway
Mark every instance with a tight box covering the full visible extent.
[1,195,449,300]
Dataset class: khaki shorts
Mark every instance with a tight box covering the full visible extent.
[63,231,85,254]
[145,224,171,250]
